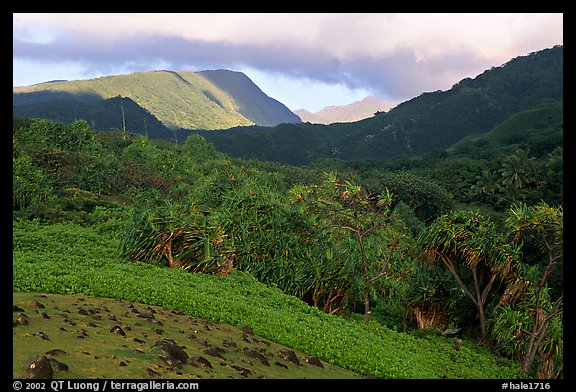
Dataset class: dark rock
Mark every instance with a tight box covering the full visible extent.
[41,312,50,319]
[24,356,53,379]
[146,306,157,314]
[241,325,254,335]
[48,358,69,372]
[14,313,28,326]
[242,334,260,344]
[34,332,50,341]
[274,361,288,369]
[305,356,324,368]
[243,348,269,366]
[278,349,300,365]
[110,325,126,336]
[159,355,183,369]
[191,355,213,369]
[156,340,188,364]
[203,346,225,359]
[13,305,25,312]
[78,307,90,315]
[197,338,210,347]
[63,318,76,326]
[119,362,127,367]
[222,339,237,348]
[229,365,251,377]
[45,349,67,356]
[29,301,46,309]
[146,368,161,377]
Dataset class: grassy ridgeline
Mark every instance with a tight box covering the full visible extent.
[13,219,523,379]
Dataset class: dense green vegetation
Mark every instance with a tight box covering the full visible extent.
[205,46,562,165]
[13,105,562,378]
[13,220,522,379]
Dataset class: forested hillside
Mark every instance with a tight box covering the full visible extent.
[205,46,563,164]
[13,110,563,378]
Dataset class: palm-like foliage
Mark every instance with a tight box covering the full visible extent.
[499,149,541,192]
[293,172,406,323]
[419,210,520,341]
[119,203,235,275]
[504,202,563,377]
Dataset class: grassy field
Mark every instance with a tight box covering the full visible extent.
[13,219,524,379]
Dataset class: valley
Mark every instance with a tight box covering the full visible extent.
[13,45,563,380]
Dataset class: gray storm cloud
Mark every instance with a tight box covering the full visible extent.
[13,13,563,100]
[13,31,497,102]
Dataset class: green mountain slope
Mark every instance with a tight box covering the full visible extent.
[199,69,302,126]
[205,45,563,165]
[13,69,301,131]
[449,99,563,158]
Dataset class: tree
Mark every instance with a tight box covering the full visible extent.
[119,202,235,275]
[505,202,563,377]
[498,149,541,194]
[419,210,519,341]
[292,172,402,323]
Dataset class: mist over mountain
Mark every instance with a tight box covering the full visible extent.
[294,96,396,124]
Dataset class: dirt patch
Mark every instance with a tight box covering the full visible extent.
[13,292,362,379]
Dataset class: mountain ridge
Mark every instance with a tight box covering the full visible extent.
[295,95,396,124]
[205,45,563,165]
[13,69,301,132]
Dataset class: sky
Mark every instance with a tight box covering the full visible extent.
[13,13,563,112]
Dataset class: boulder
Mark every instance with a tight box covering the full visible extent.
[24,356,53,379]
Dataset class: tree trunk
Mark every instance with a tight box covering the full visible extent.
[363,288,371,323]
[522,294,563,375]
[358,231,372,323]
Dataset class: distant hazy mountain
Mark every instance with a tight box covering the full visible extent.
[294,96,396,124]
[13,69,301,132]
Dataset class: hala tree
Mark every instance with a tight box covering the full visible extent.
[503,202,563,377]
[418,210,520,341]
[119,202,235,275]
[291,172,405,323]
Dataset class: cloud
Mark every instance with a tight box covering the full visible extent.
[13,13,563,101]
